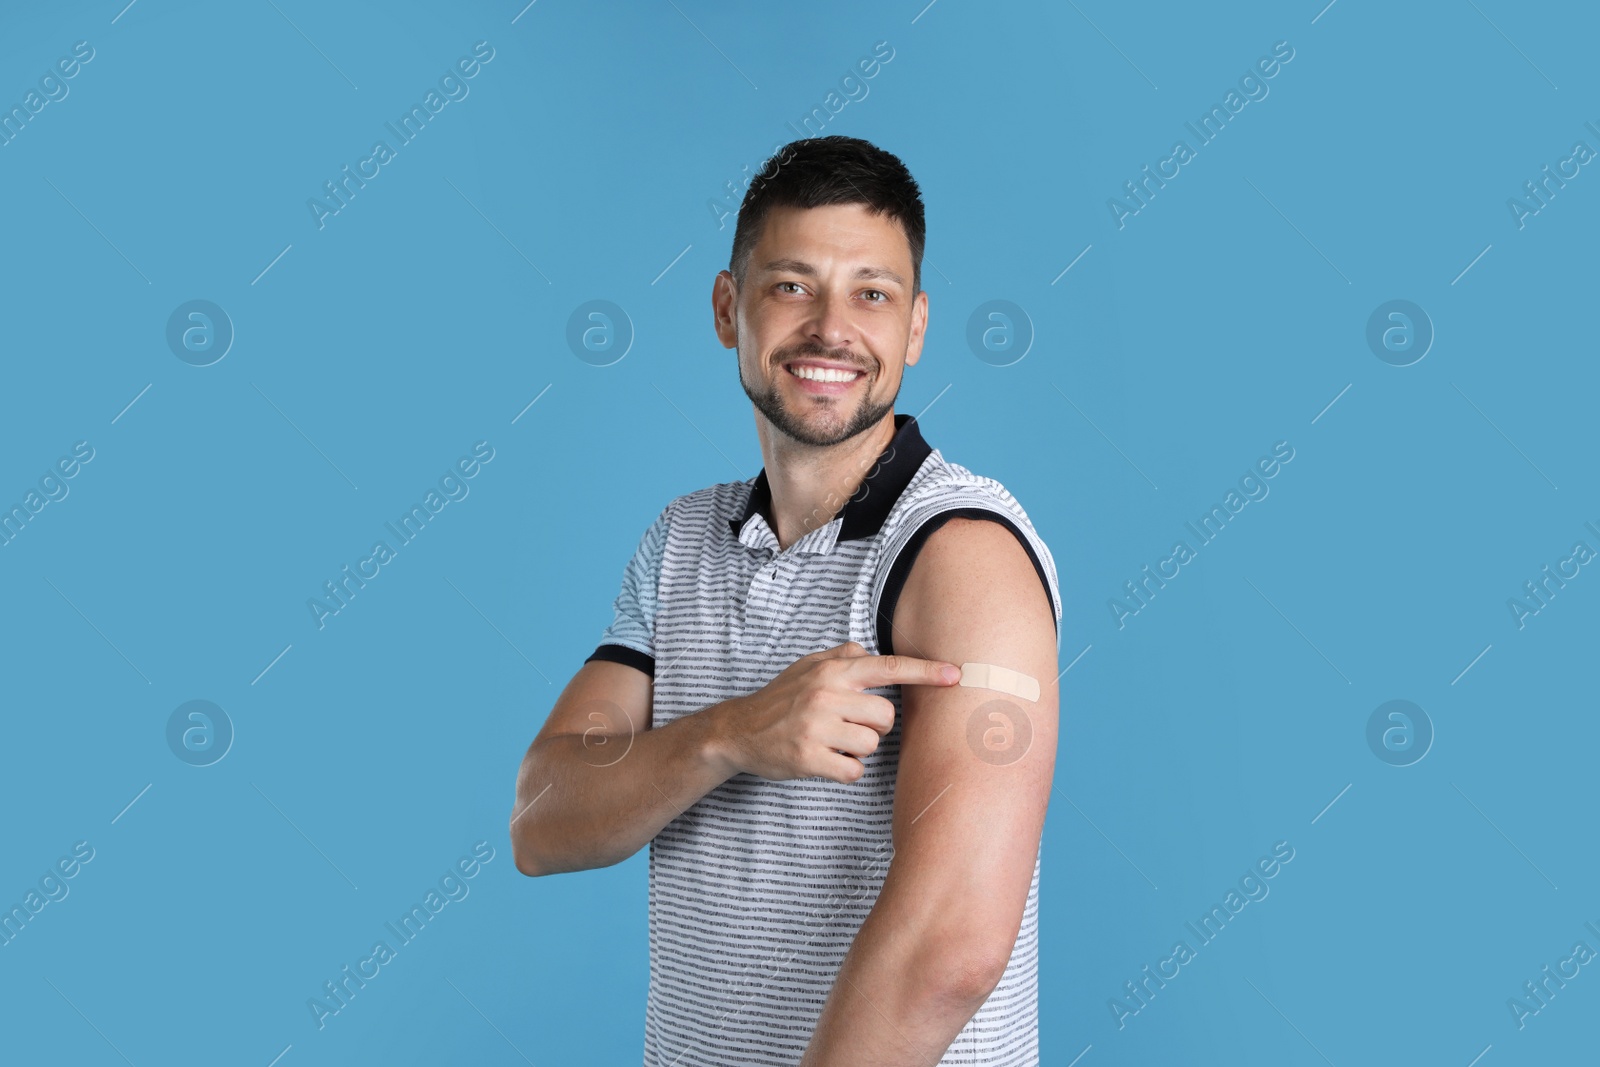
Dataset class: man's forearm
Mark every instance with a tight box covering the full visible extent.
[511,700,739,876]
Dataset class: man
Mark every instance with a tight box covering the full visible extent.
[510,135,1062,1066]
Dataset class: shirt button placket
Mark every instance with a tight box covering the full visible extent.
[739,549,778,653]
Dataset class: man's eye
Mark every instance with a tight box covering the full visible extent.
[777,281,805,294]
[862,289,888,302]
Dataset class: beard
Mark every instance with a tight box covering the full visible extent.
[739,341,900,448]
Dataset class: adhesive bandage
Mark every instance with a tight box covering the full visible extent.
[956,662,1041,703]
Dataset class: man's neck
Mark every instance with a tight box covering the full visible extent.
[757,412,898,551]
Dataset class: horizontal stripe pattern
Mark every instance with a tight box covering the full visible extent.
[598,445,1061,1066]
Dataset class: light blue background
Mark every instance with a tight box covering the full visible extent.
[1,1,1595,1064]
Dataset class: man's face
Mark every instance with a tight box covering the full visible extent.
[714,202,927,448]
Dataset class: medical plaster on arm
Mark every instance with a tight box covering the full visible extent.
[955,661,1040,703]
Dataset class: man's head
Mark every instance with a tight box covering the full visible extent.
[713,136,928,449]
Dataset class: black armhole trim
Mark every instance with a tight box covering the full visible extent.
[877,508,1057,657]
[585,643,655,678]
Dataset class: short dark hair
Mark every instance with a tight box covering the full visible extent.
[729,135,925,296]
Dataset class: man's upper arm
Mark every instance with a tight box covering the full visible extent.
[529,659,653,754]
[583,503,669,682]
[879,515,1059,967]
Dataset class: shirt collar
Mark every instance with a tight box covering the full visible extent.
[729,413,932,544]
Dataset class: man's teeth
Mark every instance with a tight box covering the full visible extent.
[789,365,861,382]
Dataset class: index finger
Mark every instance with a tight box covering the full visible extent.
[845,654,961,688]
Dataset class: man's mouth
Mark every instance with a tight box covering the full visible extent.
[784,361,865,386]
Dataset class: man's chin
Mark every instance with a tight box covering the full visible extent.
[745,381,890,448]
[766,405,854,446]
[781,422,851,448]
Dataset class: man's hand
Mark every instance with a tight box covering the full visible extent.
[713,642,960,784]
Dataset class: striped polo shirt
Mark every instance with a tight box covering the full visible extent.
[586,412,1062,1066]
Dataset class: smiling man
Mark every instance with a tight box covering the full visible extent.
[510,136,1062,1066]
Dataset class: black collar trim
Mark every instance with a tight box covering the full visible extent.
[729,413,933,543]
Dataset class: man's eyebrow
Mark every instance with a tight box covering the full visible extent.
[759,258,906,288]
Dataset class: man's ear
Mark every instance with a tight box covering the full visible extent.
[904,289,929,367]
[712,270,738,350]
